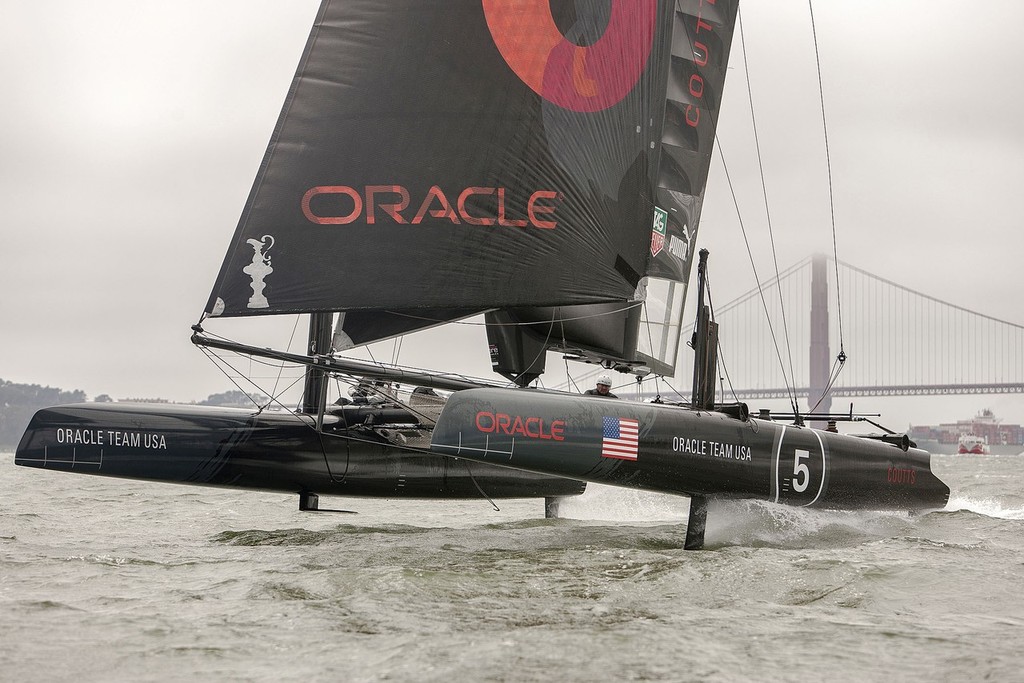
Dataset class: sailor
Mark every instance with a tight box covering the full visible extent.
[584,375,618,399]
[349,381,387,405]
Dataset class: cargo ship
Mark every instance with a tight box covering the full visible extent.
[910,409,1024,455]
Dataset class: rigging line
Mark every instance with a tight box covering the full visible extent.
[203,355,440,466]
[559,318,581,394]
[380,303,643,326]
[205,349,302,372]
[198,345,307,414]
[328,377,440,426]
[738,7,799,416]
[648,378,690,404]
[809,355,846,414]
[807,0,845,355]
[314,425,441,457]
[363,344,379,365]
[706,278,740,405]
[323,354,498,387]
[557,364,610,394]
[313,427,349,485]
[201,329,604,391]
[271,315,303,400]
[463,461,500,512]
[562,356,579,393]
[198,346,267,410]
[715,138,800,415]
[519,309,560,385]
[714,256,813,314]
[391,335,403,366]
[704,273,720,406]
[640,295,659,366]
[716,343,740,405]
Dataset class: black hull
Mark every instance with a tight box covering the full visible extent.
[431,389,951,512]
[14,403,586,500]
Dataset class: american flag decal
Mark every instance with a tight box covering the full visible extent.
[601,416,639,460]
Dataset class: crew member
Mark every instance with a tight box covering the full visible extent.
[584,375,618,398]
[349,380,388,405]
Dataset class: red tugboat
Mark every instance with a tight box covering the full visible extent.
[957,434,990,455]
[912,410,1023,455]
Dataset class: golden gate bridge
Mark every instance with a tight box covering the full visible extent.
[706,254,1024,414]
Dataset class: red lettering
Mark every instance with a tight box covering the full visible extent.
[497,187,528,228]
[476,411,495,432]
[685,104,700,128]
[473,412,565,441]
[887,466,917,485]
[693,41,709,67]
[688,73,705,99]
[366,185,409,224]
[507,415,523,437]
[458,187,497,226]
[527,191,558,229]
[302,186,362,225]
[695,17,713,35]
[412,185,460,224]
[303,185,559,228]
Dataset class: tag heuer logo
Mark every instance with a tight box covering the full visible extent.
[650,207,668,257]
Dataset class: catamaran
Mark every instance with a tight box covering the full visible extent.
[15,0,949,548]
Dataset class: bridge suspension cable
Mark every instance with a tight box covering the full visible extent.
[715,257,1024,401]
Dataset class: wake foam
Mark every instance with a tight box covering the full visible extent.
[542,486,1024,548]
[704,499,916,548]
[554,484,690,523]
[554,487,920,548]
[944,496,1024,520]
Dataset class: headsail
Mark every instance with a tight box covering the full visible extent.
[486,0,739,378]
[206,0,670,346]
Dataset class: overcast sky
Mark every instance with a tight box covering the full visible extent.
[2,1,1022,428]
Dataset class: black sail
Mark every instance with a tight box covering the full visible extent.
[206,0,672,331]
[487,0,739,377]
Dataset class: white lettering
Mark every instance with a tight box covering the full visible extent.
[106,430,168,450]
[672,437,752,462]
[792,449,810,492]
[55,428,104,445]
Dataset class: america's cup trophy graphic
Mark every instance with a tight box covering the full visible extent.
[243,235,274,309]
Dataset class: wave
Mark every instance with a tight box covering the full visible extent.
[703,499,920,548]
[944,496,1024,520]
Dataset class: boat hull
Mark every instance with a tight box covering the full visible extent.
[431,388,951,512]
[14,403,586,499]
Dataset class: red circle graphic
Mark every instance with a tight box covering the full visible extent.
[482,0,657,112]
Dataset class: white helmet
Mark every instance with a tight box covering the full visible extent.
[597,375,612,386]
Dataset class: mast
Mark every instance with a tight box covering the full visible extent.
[300,312,333,415]
[690,249,717,410]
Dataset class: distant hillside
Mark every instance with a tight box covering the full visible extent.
[0,379,86,449]
[1,381,271,449]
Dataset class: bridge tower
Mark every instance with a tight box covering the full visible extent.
[809,253,832,419]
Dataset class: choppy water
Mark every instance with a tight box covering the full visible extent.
[3,452,1023,682]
